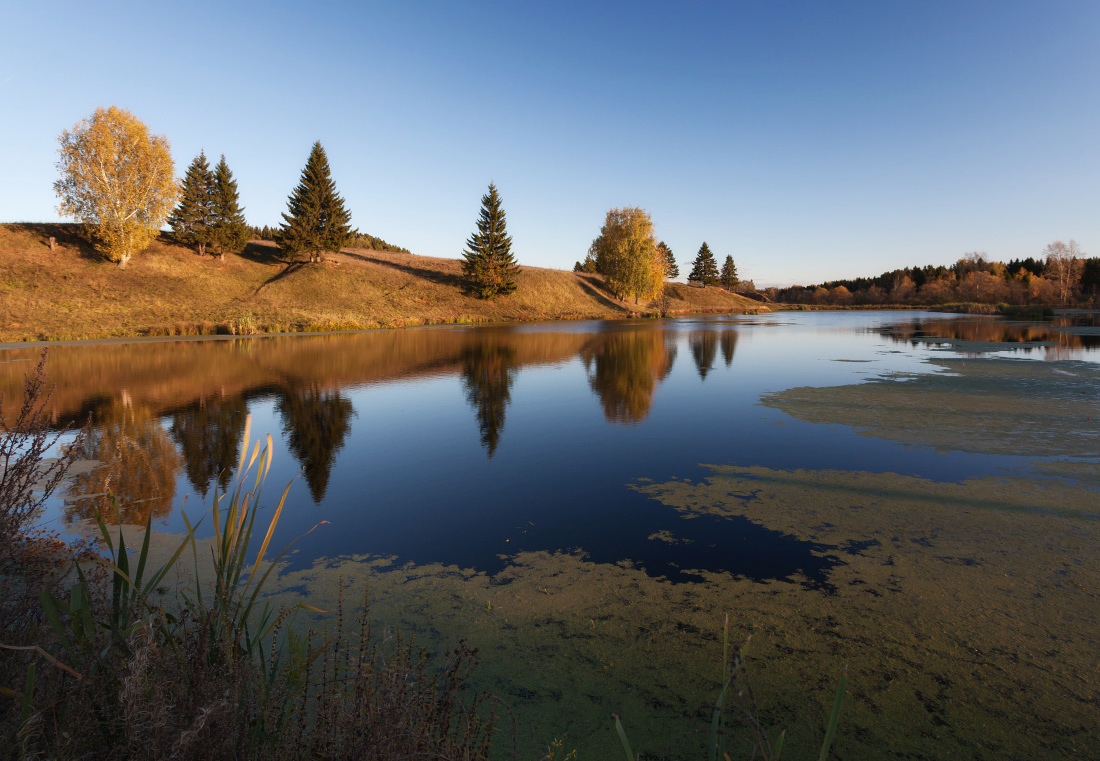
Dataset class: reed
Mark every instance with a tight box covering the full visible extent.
[1,390,497,759]
[612,616,847,761]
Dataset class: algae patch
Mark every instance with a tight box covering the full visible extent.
[763,357,1100,462]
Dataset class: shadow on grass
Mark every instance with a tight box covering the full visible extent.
[342,250,466,290]
[253,261,308,294]
[239,240,288,266]
[574,273,629,312]
[6,222,102,262]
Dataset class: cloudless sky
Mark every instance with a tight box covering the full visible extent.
[2,1,1097,285]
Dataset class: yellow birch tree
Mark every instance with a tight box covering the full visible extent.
[54,106,177,269]
[591,206,664,304]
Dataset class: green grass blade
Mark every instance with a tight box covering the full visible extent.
[133,512,153,593]
[612,714,635,761]
[20,662,36,724]
[817,673,847,761]
[93,508,114,553]
[244,479,292,591]
[709,678,731,761]
[774,730,786,761]
[722,612,729,680]
[143,515,201,595]
[37,591,72,653]
[238,519,328,635]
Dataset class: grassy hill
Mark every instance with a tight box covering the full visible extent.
[0,223,766,343]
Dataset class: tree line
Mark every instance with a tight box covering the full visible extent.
[52,108,409,268]
[52,106,523,299]
[771,244,1099,307]
[248,225,410,254]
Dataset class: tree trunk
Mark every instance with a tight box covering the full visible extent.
[198,242,206,257]
[48,237,56,251]
[117,253,131,269]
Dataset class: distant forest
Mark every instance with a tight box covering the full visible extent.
[769,250,1100,307]
[248,225,410,254]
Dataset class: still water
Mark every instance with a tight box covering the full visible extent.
[5,311,1099,760]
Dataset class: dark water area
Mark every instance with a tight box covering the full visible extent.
[10,311,1072,580]
[5,310,1099,759]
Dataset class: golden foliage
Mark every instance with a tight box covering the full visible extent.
[54,106,177,268]
[590,207,664,305]
[582,328,676,424]
[66,401,181,526]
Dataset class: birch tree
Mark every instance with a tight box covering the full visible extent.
[591,207,663,304]
[54,106,177,269]
[1042,240,1084,305]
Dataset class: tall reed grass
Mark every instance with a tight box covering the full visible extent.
[1,395,497,759]
[613,616,847,761]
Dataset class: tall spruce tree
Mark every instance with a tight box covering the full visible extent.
[462,182,519,299]
[168,151,215,256]
[688,242,720,287]
[209,155,250,261]
[720,255,740,291]
[658,241,679,279]
[280,142,353,263]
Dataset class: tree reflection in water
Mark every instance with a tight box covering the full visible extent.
[169,394,249,497]
[277,386,355,503]
[460,342,519,458]
[720,328,739,367]
[689,329,719,380]
[65,399,182,526]
[582,329,676,425]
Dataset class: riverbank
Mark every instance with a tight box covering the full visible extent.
[0,223,764,343]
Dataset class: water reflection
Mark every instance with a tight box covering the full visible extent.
[66,400,181,525]
[582,328,676,424]
[689,329,719,380]
[277,387,355,503]
[170,395,249,497]
[882,315,1100,357]
[460,342,519,457]
[720,328,739,367]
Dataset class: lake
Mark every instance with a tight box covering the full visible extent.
[6,310,1098,760]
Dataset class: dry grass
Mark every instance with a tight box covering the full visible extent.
[0,223,765,343]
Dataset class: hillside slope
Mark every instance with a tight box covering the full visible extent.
[0,223,765,342]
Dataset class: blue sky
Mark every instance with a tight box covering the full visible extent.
[2,1,1097,285]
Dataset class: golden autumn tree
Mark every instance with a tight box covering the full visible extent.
[590,207,664,304]
[54,106,177,269]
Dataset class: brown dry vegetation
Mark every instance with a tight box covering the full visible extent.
[0,223,763,343]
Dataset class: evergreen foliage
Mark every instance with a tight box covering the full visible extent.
[574,253,598,273]
[209,155,250,260]
[277,387,355,503]
[462,183,520,299]
[461,343,518,458]
[688,242,720,286]
[658,241,679,279]
[346,230,411,253]
[280,142,353,263]
[720,255,740,291]
[168,151,216,257]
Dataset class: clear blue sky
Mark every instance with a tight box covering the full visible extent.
[2,1,1097,285]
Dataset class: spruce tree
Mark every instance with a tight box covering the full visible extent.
[209,155,250,261]
[280,142,353,263]
[462,182,519,299]
[720,255,740,291]
[168,151,215,256]
[688,242,720,287]
[658,241,678,279]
